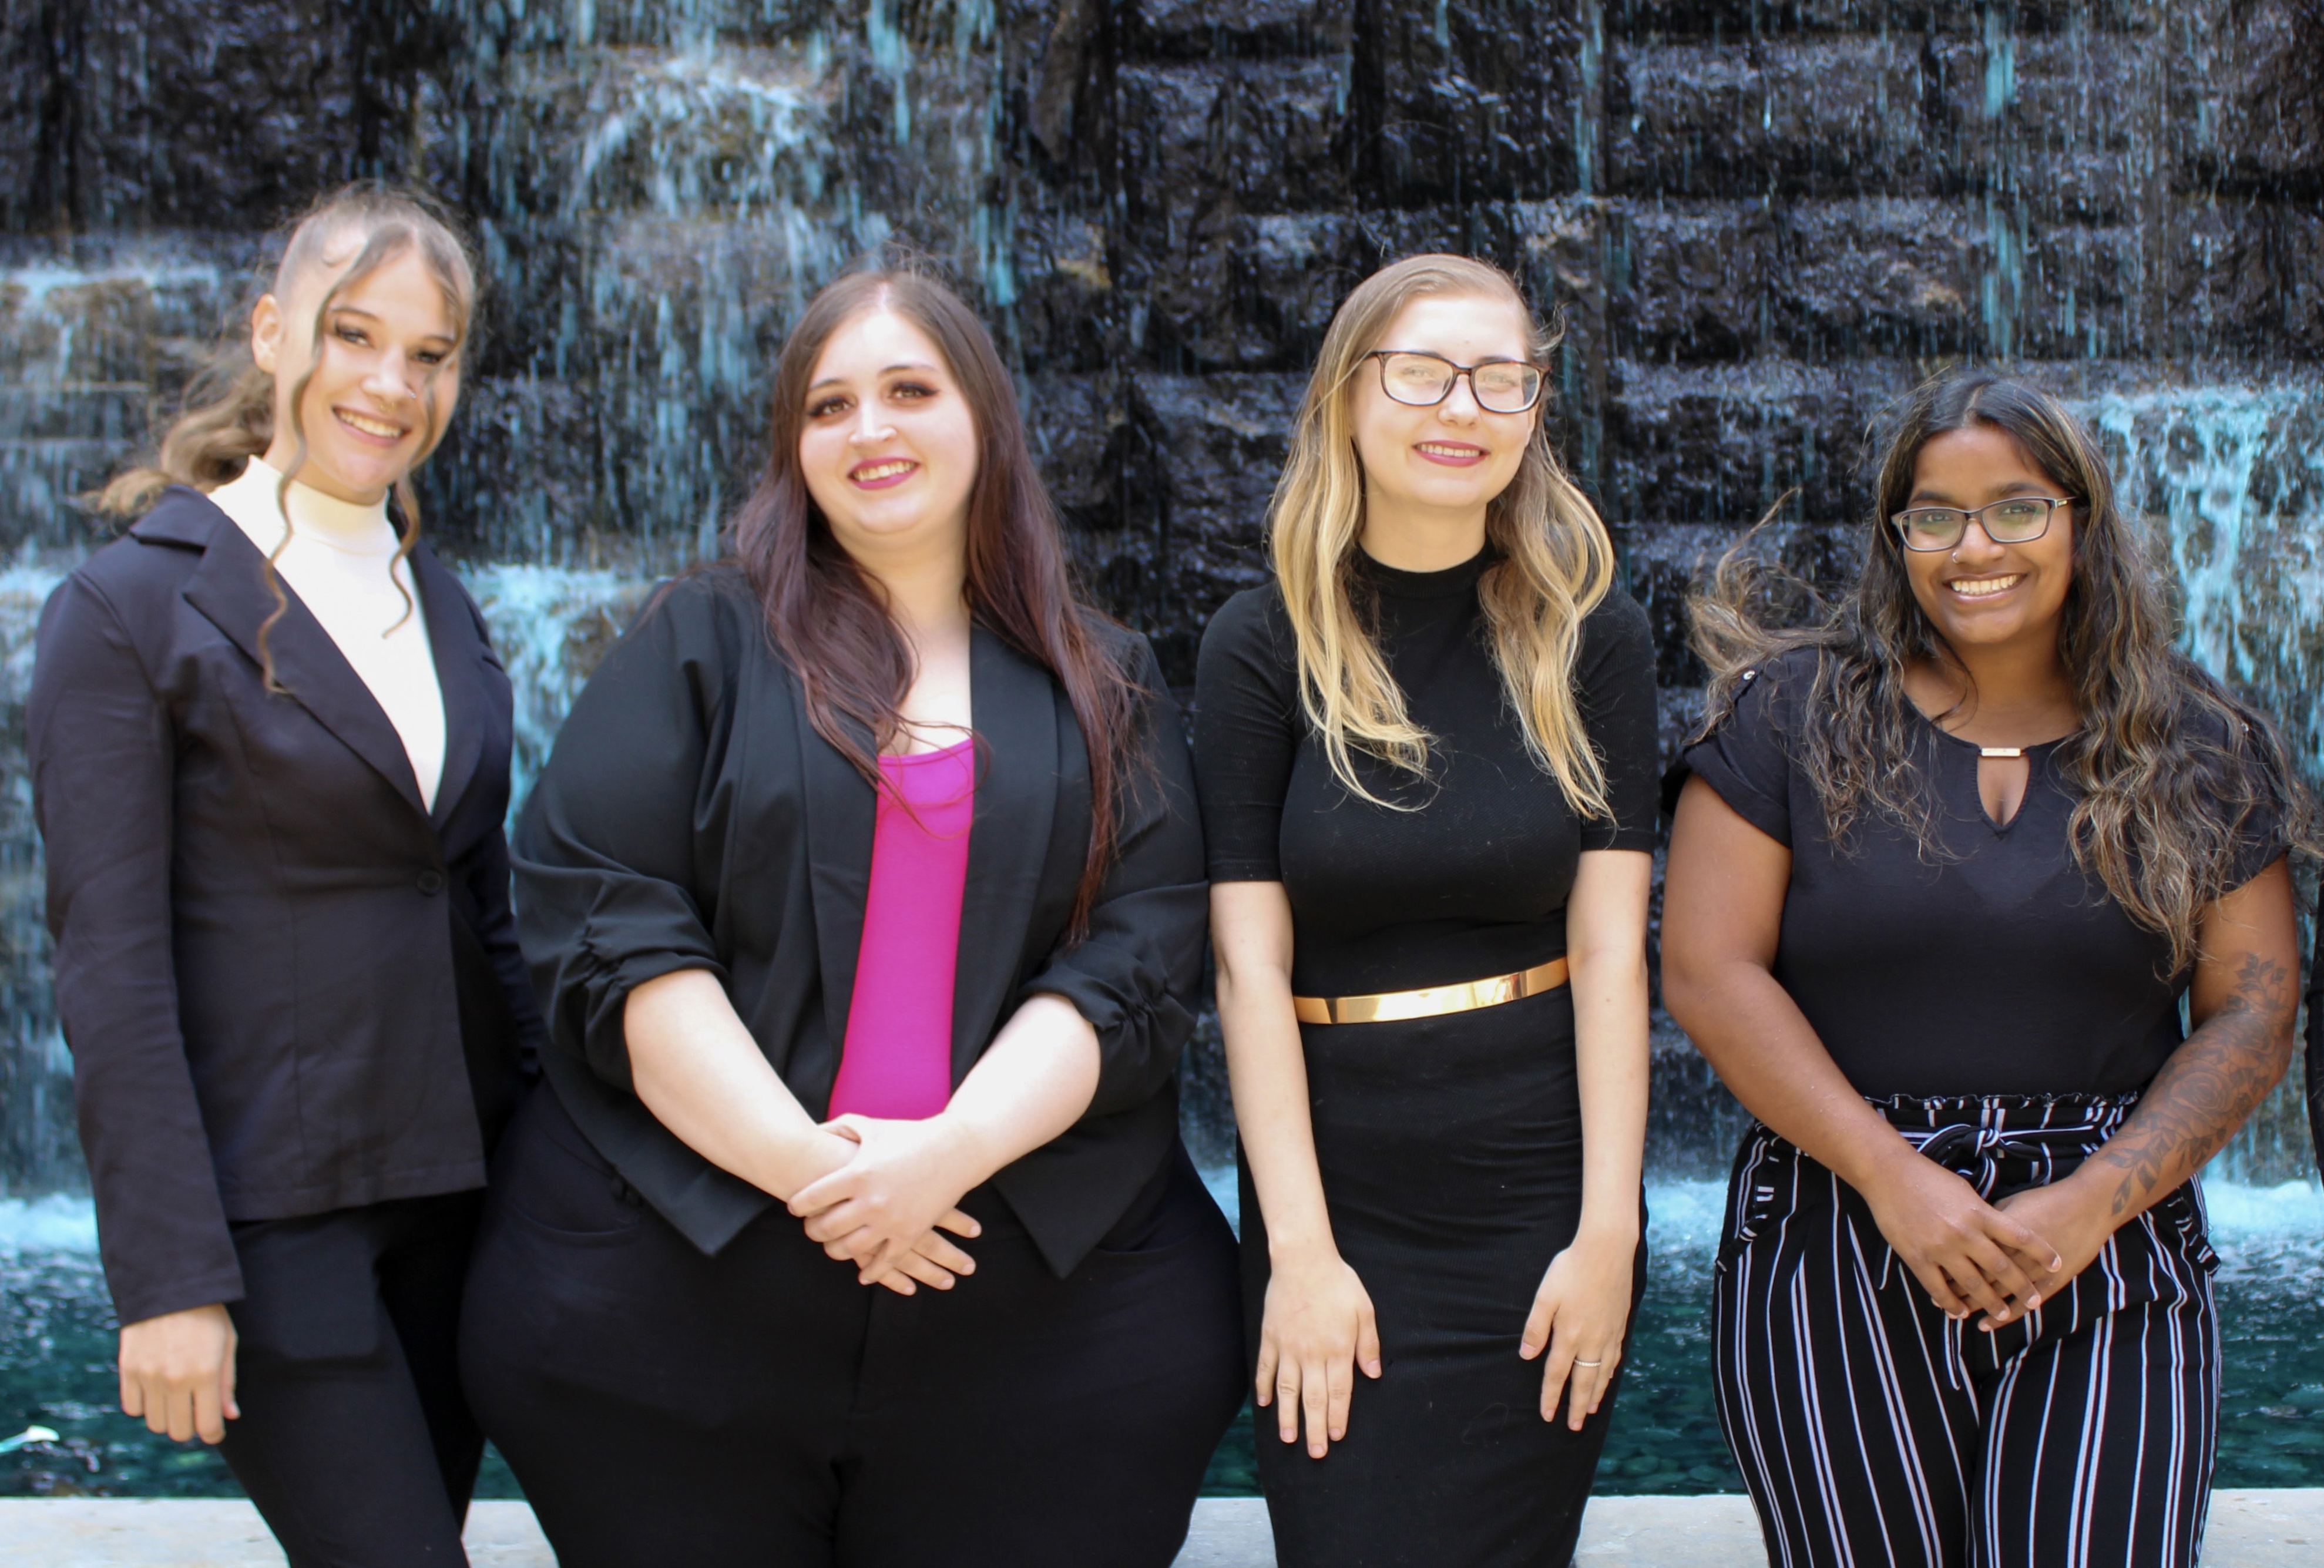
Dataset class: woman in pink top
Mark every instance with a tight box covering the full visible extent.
[461,268,1241,1567]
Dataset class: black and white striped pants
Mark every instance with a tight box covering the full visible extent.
[1713,1094,2219,1568]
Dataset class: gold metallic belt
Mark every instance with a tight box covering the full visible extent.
[1292,957,1570,1026]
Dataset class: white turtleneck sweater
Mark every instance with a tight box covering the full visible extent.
[209,456,447,811]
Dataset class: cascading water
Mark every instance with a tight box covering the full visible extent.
[2098,381,2324,770]
[4,0,2321,1501]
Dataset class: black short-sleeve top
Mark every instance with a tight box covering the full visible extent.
[1681,647,2288,1098]
[1193,550,1660,999]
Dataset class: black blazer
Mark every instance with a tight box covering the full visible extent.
[30,486,543,1326]
[513,566,1207,1276]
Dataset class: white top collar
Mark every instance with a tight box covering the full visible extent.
[220,456,400,557]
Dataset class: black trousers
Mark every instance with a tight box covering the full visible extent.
[460,1086,1245,1568]
[219,1190,486,1567]
[1715,1094,2219,1568]
[1244,988,1643,1568]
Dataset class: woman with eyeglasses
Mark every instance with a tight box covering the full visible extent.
[1662,369,2306,1568]
[1195,254,1656,1566]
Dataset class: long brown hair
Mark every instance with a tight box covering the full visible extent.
[727,267,1142,932]
[1692,368,2311,973]
[92,182,479,689]
[1269,254,1620,814]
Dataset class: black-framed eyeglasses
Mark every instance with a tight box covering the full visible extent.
[1364,350,1546,414]
[1890,496,2077,553]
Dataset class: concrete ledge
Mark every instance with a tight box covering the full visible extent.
[1,1492,2320,1564]
[0,1498,553,1565]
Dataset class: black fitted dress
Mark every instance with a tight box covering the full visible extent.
[1194,550,1660,1568]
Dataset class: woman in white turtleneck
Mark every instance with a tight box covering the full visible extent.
[32,184,542,1568]
[207,455,446,812]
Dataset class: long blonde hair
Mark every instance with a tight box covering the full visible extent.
[92,182,479,689]
[1270,253,1621,814]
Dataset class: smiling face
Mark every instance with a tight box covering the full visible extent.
[1349,291,1537,558]
[1900,424,2078,660]
[253,239,462,505]
[796,305,980,576]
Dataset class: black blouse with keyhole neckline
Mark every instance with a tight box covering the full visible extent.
[1896,669,2077,830]
[1942,727,2059,834]
[1680,647,2285,1100]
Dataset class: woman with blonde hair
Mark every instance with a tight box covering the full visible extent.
[31,182,540,1566]
[1195,254,1657,1565]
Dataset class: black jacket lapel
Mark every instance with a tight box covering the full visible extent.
[411,544,486,830]
[951,628,1058,1086]
[795,682,878,1058]
[174,495,431,820]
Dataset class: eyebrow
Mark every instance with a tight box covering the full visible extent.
[1382,348,1529,362]
[807,361,940,392]
[328,304,455,347]
[1908,478,2050,506]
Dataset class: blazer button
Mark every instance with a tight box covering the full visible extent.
[416,870,446,896]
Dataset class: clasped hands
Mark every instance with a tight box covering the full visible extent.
[785,1113,990,1296]
[1860,1151,2116,1331]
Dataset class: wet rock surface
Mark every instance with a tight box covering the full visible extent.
[0,2,2320,1192]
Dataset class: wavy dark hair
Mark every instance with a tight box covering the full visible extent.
[727,267,1142,934]
[1691,368,2310,975]
[91,182,478,691]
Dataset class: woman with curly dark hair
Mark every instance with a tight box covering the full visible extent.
[1662,368,2306,1568]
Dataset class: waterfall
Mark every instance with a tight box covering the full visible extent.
[463,566,651,812]
[0,565,70,1195]
[420,1,1007,564]
[0,246,249,555]
[2086,380,2324,1183]
[2089,382,2324,773]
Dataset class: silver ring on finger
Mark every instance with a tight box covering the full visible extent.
[1573,1357,1604,1367]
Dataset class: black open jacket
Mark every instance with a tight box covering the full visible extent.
[512,566,1207,1275]
[30,487,543,1325]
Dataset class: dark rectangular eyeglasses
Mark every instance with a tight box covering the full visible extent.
[1890,496,2076,552]
[1365,351,1545,415]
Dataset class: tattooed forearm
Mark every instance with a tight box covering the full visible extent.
[2093,952,2295,1218]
